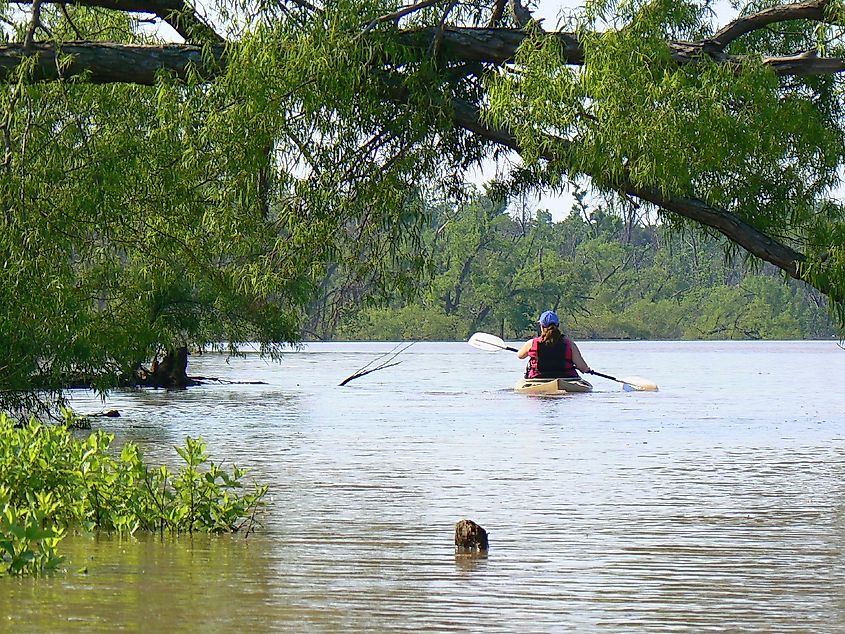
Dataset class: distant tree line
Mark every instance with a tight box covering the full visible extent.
[306,191,836,342]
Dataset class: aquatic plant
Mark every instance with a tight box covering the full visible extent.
[0,413,267,576]
[0,486,65,576]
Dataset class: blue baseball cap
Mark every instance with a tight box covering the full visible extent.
[538,310,559,327]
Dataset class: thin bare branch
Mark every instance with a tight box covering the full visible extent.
[379,0,440,23]
[59,3,83,39]
[339,341,416,386]
[24,0,44,50]
[508,0,535,29]
[489,0,505,27]
[363,0,440,35]
[430,0,458,57]
[338,360,403,385]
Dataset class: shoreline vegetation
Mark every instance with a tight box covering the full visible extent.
[0,414,267,576]
[308,194,837,344]
[56,188,845,397]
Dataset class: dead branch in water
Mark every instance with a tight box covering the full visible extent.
[189,376,268,385]
[339,342,416,386]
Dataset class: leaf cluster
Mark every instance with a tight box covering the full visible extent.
[0,1,502,409]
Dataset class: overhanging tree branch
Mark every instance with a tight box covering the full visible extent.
[448,98,812,286]
[0,0,839,302]
[415,27,845,76]
[711,0,832,47]
[1,30,842,85]
[0,42,220,83]
[0,46,818,291]
[2,0,843,77]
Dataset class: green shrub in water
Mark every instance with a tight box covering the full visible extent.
[0,486,65,575]
[0,413,268,576]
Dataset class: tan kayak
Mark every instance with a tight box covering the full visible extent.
[513,377,593,394]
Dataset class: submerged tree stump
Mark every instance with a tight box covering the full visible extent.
[138,346,197,389]
[455,519,489,553]
[65,345,265,392]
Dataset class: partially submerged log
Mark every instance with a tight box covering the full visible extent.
[134,348,269,388]
[455,519,489,553]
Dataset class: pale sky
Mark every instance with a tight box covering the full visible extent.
[534,0,736,27]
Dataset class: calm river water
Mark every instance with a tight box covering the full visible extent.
[3,340,845,632]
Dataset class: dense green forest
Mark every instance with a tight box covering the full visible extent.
[307,191,836,342]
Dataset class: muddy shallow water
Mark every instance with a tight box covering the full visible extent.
[3,341,845,632]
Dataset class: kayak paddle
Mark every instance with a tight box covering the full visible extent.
[467,332,518,352]
[467,331,658,391]
[586,370,658,392]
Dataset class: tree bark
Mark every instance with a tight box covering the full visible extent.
[139,346,196,388]
[0,42,220,84]
[0,24,843,86]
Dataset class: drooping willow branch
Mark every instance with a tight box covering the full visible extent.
[0,0,838,304]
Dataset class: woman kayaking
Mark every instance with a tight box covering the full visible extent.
[517,310,592,379]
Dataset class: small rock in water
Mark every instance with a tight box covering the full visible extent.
[455,519,489,553]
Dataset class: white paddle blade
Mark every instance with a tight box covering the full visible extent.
[467,332,508,352]
[620,376,658,391]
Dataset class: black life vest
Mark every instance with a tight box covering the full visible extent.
[533,336,577,378]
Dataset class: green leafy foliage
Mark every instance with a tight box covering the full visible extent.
[0,1,465,411]
[486,0,845,320]
[0,486,65,576]
[0,413,267,576]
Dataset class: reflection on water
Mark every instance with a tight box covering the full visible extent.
[3,341,845,631]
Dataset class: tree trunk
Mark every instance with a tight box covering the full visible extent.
[139,346,195,388]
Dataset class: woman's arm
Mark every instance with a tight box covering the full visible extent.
[570,341,591,373]
[516,339,533,359]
